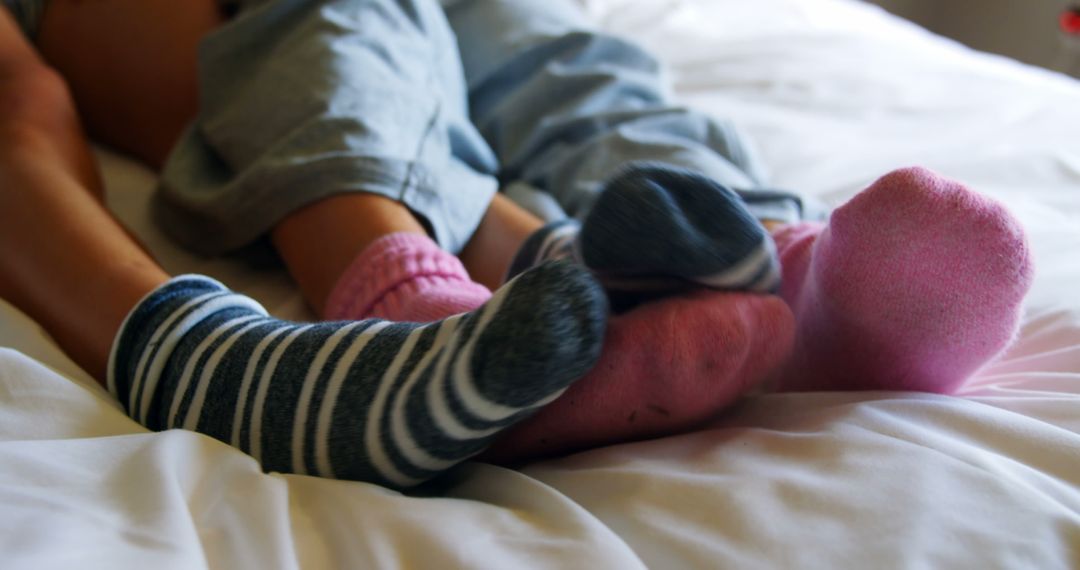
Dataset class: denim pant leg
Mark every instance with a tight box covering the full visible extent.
[156,0,500,255]
[442,0,808,224]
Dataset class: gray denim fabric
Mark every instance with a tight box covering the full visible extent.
[4,0,806,253]
[2,0,47,38]
[156,0,500,255]
[445,0,777,217]
[156,0,807,255]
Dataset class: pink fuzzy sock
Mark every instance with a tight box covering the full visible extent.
[771,167,1034,394]
[323,232,492,322]
[481,290,795,464]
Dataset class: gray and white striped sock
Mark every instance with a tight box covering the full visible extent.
[108,262,606,488]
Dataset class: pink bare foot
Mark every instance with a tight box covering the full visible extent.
[481,290,794,464]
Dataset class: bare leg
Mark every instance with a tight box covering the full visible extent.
[0,10,168,383]
[269,194,428,316]
[457,193,544,289]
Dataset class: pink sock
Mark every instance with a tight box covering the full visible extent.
[323,232,492,322]
[480,290,795,464]
[771,166,1034,394]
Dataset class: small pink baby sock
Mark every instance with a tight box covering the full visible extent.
[771,167,1034,394]
[481,290,795,464]
[323,232,492,322]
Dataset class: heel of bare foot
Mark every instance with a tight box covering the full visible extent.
[481,290,795,464]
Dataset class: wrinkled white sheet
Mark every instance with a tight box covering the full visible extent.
[2,0,1079,567]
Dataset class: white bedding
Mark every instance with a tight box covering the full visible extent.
[3,0,1080,567]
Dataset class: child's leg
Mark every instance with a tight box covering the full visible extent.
[769,167,1033,394]
[139,0,550,319]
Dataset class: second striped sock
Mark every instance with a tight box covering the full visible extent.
[508,163,780,308]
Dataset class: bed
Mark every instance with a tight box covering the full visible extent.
[3,0,1079,567]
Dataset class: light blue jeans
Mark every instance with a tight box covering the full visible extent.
[4,0,806,255]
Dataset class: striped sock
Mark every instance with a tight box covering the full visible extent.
[107,262,607,488]
[507,219,582,273]
[508,164,779,308]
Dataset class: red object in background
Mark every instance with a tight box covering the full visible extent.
[1063,5,1080,35]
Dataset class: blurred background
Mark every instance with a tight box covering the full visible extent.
[863,0,1080,78]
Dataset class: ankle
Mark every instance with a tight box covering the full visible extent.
[271,194,428,314]
[323,232,484,320]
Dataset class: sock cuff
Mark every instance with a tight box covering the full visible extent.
[107,275,268,413]
[770,222,826,256]
[505,219,582,282]
[323,232,473,320]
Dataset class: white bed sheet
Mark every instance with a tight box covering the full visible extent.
[2,0,1080,567]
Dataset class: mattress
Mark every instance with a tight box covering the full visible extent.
[2,0,1079,567]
